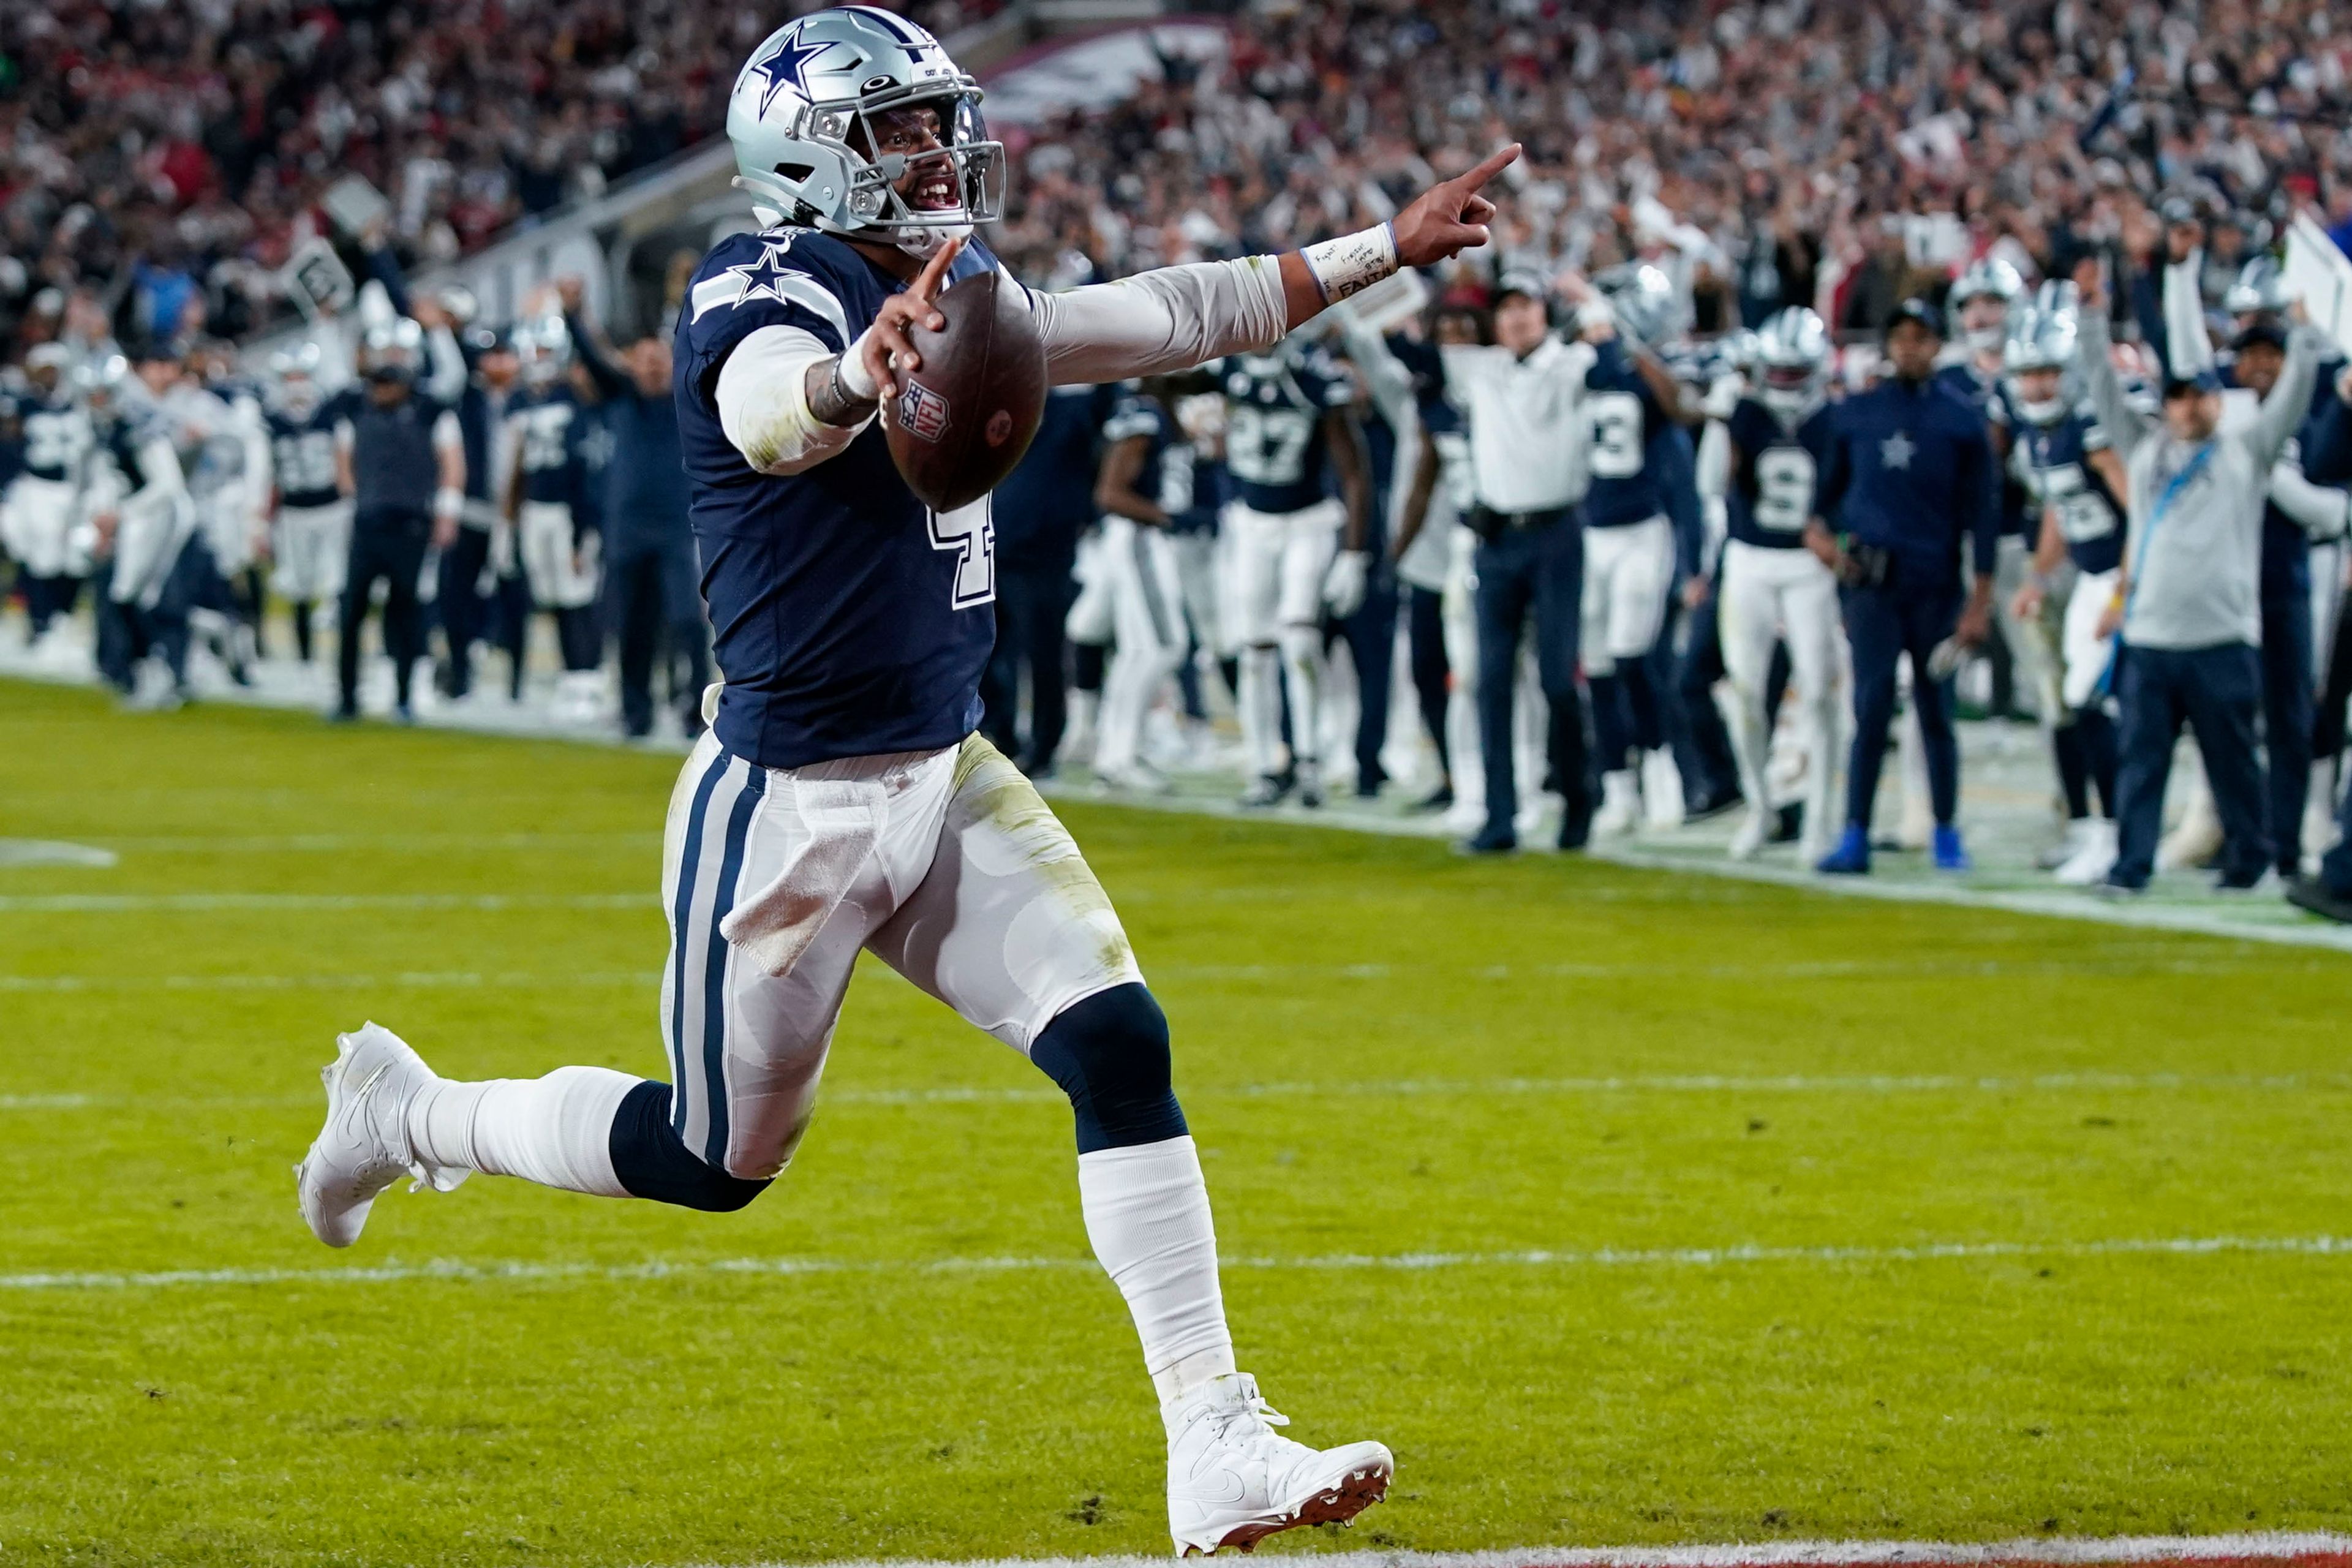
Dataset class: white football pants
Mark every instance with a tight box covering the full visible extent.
[519,500,600,610]
[274,500,354,604]
[1224,497,1341,775]
[1095,516,1189,777]
[2060,567,2119,710]
[2,477,89,578]
[1581,514,1674,675]
[1713,540,1845,849]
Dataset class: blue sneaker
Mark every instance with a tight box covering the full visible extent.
[1815,824,1871,875]
[1932,824,1972,872]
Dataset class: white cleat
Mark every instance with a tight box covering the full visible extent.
[1591,770,1642,837]
[2052,818,2118,886]
[1165,1373,1392,1556]
[1727,807,1770,861]
[293,1022,464,1248]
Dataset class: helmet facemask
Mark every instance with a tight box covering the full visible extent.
[736,86,1005,258]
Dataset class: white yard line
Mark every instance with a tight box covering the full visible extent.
[7,1233,2348,1294]
[0,891,655,913]
[0,839,118,868]
[4,1071,2340,1116]
[776,1534,2352,1568]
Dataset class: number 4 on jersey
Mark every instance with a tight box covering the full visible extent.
[930,499,996,609]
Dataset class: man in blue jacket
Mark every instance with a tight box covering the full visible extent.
[1807,299,1999,873]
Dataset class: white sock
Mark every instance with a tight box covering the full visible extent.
[1238,646,1282,776]
[1077,1134,1236,1406]
[408,1066,639,1197]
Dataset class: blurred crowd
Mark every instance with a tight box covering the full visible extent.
[0,0,992,360]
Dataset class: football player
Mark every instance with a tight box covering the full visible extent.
[265,344,353,665]
[1091,377,1215,792]
[2005,304,2128,884]
[1219,334,1372,808]
[294,7,1512,1555]
[1712,308,1844,861]
[82,354,196,706]
[3,344,96,656]
[1574,264,1700,836]
[503,312,605,722]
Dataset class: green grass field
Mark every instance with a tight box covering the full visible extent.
[5,677,2352,1567]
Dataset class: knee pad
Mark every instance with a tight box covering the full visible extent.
[607,1081,772,1213]
[1028,982,1186,1155]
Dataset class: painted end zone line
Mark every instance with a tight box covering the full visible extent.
[776,1537,2352,1568]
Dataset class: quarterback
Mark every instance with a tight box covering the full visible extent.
[295,6,1512,1553]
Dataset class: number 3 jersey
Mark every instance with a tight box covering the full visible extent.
[2012,407,2125,576]
[1724,397,1835,551]
[674,225,1006,770]
[1219,345,1350,515]
[1581,337,1677,529]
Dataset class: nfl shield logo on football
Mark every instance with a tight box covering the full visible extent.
[898,382,951,443]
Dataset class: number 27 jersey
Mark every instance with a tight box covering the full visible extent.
[674,225,1006,771]
[1725,398,1836,551]
[1220,349,1350,515]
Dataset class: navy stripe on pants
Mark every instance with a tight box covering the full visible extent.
[2109,641,2271,888]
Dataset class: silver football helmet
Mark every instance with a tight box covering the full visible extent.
[1753,306,1831,421]
[513,312,573,386]
[1950,257,2023,351]
[268,341,325,418]
[2223,255,2290,320]
[726,6,1005,259]
[1596,263,1679,347]
[361,317,424,385]
[2002,306,2078,426]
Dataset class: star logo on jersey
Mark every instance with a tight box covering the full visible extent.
[747,32,845,118]
[690,240,810,323]
[1880,429,1916,471]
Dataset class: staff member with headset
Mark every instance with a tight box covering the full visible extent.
[2073,264,2324,894]
[1439,271,1597,853]
[1807,298,1999,875]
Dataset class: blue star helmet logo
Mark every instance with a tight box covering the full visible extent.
[748,31,842,119]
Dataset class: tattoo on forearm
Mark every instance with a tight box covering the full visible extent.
[807,355,877,428]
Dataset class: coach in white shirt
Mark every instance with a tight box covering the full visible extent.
[1439,271,1597,851]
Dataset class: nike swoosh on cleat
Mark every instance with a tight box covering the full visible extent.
[1182,1471,1251,1506]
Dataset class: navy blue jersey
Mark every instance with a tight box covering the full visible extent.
[0,390,20,490]
[1816,375,1999,582]
[570,402,613,540]
[1103,393,1220,535]
[267,394,347,509]
[673,225,1003,769]
[1220,347,1351,514]
[2014,408,2125,576]
[17,386,92,485]
[509,385,586,510]
[1582,338,1677,529]
[1724,398,1836,551]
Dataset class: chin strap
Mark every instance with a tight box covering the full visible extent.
[894,220,973,261]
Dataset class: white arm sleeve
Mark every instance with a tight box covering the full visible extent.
[423,325,468,402]
[127,436,189,515]
[716,325,872,476]
[431,410,464,454]
[2270,443,2351,540]
[1025,257,1289,386]
[1695,418,1732,502]
[2162,253,2213,379]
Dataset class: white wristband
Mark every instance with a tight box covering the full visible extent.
[836,331,879,401]
[1301,224,1398,306]
[433,486,463,523]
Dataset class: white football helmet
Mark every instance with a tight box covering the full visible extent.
[1950,257,2023,352]
[268,341,325,419]
[726,6,1005,259]
[513,312,573,387]
[2002,306,2078,426]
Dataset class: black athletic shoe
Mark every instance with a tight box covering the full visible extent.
[1411,783,1455,814]
[2286,876,2352,924]
[1770,802,1803,844]
[1458,827,1518,855]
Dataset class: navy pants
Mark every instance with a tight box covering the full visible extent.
[1333,563,1399,790]
[435,525,492,697]
[610,539,709,738]
[2320,764,2352,896]
[2259,581,2315,875]
[1842,580,1961,832]
[1671,587,1741,808]
[1406,584,1450,780]
[2109,641,2271,888]
[1473,516,1587,839]
[982,557,1076,773]
[339,514,431,715]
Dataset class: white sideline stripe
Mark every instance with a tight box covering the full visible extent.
[6,1071,2342,1115]
[0,891,654,913]
[0,838,118,867]
[8,1233,2350,1294]
[92,831,660,853]
[779,1532,2352,1568]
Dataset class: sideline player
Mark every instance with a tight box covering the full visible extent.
[1713,307,1844,861]
[1091,377,1210,791]
[294,7,1514,1554]
[1220,336,1372,807]
[265,344,353,666]
[503,312,605,722]
[4,344,96,654]
[2005,303,2129,885]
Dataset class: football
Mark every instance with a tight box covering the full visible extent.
[881,269,1047,513]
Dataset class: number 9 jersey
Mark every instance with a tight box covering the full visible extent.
[674,225,1005,770]
[1219,345,1351,516]
[1725,396,1836,550]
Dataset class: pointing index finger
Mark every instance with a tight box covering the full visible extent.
[1453,143,1521,195]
